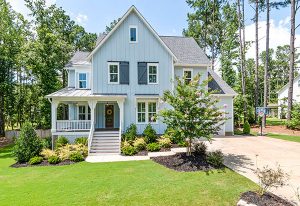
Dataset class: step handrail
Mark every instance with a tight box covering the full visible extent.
[88,124,94,154]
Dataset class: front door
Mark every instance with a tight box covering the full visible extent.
[105,105,114,128]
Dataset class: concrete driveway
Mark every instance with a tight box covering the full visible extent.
[208,135,300,205]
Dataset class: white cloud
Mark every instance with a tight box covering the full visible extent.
[7,0,56,17]
[245,17,300,59]
[75,13,88,25]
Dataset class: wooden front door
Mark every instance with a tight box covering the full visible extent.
[105,105,114,128]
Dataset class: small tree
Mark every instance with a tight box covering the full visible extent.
[160,74,227,155]
[13,122,43,163]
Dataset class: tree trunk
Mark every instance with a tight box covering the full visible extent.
[255,0,259,122]
[263,0,270,128]
[287,0,295,120]
[238,0,247,123]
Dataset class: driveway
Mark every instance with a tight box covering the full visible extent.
[208,135,300,205]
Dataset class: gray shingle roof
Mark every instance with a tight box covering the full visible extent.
[65,51,90,67]
[208,68,237,95]
[160,36,210,65]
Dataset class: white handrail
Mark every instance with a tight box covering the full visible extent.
[56,120,91,131]
[88,124,94,154]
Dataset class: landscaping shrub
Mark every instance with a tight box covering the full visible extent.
[121,141,137,156]
[122,124,137,142]
[28,156,43,165]
[40,149,55,160]
[193,142,207,156]
[41,136,52,149]
[207,150,224,168]
[56,136,69,148]
[48,155,61,164]
[158,137,171,148]
[243,121,251,134]
[286,103,300,130]
[74,144,88,157]
[143,124,157,143]
[146,142,161,152]
[74,137,88,146]
[70,152,84,162]
[178,141,188,147]
[133,138,146,151]
[13,122,43,163]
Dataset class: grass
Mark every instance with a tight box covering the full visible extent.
[266,117,286,126]
[0,145,257,206]
[266,133,300,143]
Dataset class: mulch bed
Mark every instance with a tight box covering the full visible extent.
[151,153,219,172]
[240,191,293,206]
[11,160,77,168]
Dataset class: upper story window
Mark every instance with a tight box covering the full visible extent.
[129,25,138,43]
[148,63,158,84]
[79,73,87,88]
[108,62,119,84]
[298,80,300,87]
[183,69,193,84]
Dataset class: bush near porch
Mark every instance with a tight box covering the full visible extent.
[0,145,258,205]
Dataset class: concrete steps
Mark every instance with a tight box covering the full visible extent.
[89,131,120,155]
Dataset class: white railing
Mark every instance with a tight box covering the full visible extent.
[88,124,94,154]
[56,120,91,131]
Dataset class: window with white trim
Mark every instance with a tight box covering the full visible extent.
[148,63,158,84]
[183,69,193,84]
[129,25,137,43]
[79,73,87,88]
[78,105,86,120]
[137,101,157,123]
[108,63,119,84]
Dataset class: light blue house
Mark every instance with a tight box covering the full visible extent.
[46,6,237,155]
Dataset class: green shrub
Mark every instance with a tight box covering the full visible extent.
[193,142,207,156]
[74,137,88,146]
[121,141,137,156]
[207,150,224,168]
[70,152,84,162]
[143,124,157,143]
[133,138,146,151]
[122,124,137,142]
[243,121,251,134]
[158,136,171,148]
[28,156,43,165]
[41,136,52,149]
[286,103,300,130]
[178,141,188,147]
[13,122,43,163]
[165,127,183,144]
[56,136,69,148]
[48,155,61,164]
[146,143,161,152]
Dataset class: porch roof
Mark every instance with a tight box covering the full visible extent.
[46,87,127,99]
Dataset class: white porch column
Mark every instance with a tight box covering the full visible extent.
[51,100,59,133]
[117,99,125,132]
[88,100,97,128]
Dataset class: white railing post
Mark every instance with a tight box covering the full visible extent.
[51,100,59,133]
[117,99,125,154]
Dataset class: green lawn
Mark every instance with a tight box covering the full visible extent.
[267,133,300,143]
[0,145,257,206]
[266,117,286,126]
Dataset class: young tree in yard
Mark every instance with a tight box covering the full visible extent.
[160,74,227,155]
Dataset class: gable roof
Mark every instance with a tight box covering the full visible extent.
[277,75,300,94]
[208,68,237,96]
[65,51,90,67]
[160,36,210,65]
[87,6,177,61]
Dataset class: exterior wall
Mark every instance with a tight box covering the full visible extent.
[95,102,120,129]
[67,67,92,89]
[68,70,75,88]
[174,66,208,87]
[215,96,234,135]
[92,12,173,134]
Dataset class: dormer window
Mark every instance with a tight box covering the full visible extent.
[129,25,137,43]
[78,73,87,88]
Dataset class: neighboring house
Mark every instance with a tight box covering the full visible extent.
[277,75,300,118]
[46,6,237,155]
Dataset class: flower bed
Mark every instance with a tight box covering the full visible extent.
[238,191,293,206]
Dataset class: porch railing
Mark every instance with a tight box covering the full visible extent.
[56,120,91,131]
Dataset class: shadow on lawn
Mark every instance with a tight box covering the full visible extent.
[223,153,254,173]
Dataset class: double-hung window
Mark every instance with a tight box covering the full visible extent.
[148,63,158,84]
[108,62,119,84]
[79,73,87,88]
[78,106,86,120]
[137,101,157,123]
[183,69,193,84]
[129,25,137,43]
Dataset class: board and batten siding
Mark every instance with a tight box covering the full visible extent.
[92,12,173,134]
[174,66,208,86]
[68,70,75,88]
[215,96,234,135]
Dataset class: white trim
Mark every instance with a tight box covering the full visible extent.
[129,25,138,43]
[107,62,120,84]
[183,68,193,82]
[147,63,159,84]
[87,6,177,61]
[136,99,158,124]
[174,63,211,67]
[52,131,90,136]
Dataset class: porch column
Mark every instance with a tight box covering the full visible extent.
[88,100,97,129]
[117,99,125,132]
[51,100,59,133]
